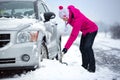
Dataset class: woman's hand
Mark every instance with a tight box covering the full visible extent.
[62,48,68,53]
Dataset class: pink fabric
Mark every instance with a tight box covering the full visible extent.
[64,5,98,50]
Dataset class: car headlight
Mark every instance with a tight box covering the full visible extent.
[17,32,31,43]
[17,31,39,43]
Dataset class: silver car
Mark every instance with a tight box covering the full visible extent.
[0,0,61,70]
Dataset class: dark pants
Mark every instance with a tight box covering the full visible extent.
[80,31,97,72]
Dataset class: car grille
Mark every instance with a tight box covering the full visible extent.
[0,58,15,64]
[0,34,10,48]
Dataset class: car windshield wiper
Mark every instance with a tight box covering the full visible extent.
[0,15,12,18]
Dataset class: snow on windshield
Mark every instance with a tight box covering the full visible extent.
[0,1,35,19]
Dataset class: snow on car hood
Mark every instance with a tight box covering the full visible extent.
[0,18,39,31]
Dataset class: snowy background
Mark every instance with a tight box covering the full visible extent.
[0,0,120,80]
[2,32,120,80]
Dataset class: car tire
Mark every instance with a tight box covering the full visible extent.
[41,42,49,61]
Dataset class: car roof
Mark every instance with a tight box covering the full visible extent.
[0,0,41,2]
[0,0,46,4]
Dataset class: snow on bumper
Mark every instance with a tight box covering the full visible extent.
[0,42,40,70]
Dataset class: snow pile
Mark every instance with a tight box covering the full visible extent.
[12,60,118,80]
[4,32,120,80]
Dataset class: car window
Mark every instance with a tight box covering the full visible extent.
[0,1,35,19]
[38,3,46,13]
[43,4,50,12]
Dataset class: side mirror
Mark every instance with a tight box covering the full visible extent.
[44,12,56,22]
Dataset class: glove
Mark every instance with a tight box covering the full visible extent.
[62,48,67,54]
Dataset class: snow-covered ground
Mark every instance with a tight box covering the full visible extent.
[2,32,120,80]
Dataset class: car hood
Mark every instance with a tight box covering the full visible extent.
[0,18,38,31]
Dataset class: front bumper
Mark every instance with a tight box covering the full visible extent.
[0,66,35,71]
[0,42,40,70]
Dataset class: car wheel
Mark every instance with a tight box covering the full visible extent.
[55,36,61,60]
[41,42,49,61]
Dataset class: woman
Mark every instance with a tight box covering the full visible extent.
[59,5,98,73]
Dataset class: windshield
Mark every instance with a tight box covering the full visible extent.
[0,1,35,19]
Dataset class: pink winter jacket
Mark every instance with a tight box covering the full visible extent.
[64,5,98,50]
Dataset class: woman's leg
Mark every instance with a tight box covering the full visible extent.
[80,31,97,72]
[80,35,89,69]
[84,31,97,72]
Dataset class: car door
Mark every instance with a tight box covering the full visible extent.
[38,2,57,43]
[38,1,58,57]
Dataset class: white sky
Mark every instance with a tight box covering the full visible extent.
[45,0,120,25]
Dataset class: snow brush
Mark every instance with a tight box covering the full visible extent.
[59,52,68,65]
